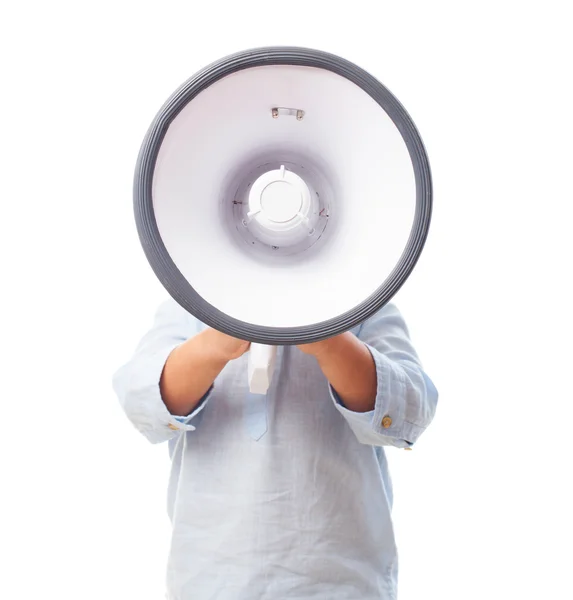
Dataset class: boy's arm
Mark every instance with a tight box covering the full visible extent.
[299,304,438,448]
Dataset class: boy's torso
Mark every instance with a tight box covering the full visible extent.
[164,344,398,599]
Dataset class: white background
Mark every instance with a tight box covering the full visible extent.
[1,1,572,599]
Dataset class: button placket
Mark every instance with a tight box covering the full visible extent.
[244,391,269,441]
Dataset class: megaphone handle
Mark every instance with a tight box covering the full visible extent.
[248,344,277,395]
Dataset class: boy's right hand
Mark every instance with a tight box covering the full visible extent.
[200,328,251,363]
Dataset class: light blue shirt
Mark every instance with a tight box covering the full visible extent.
[112,299,438,600]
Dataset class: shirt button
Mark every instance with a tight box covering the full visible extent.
[381,416,392,429]
[168,423,179,431]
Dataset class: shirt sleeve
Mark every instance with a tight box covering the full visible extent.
[330,303,439,449]
[112,298,213,444]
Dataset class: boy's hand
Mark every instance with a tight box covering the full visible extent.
[297,333,377,412]
[201,328,251,363]
[297,337,338,359]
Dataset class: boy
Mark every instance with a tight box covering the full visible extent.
[113,298,438,599]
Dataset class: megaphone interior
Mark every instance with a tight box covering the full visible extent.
[134,47,432,392]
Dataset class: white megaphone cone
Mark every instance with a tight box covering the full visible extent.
[133,47,432,395]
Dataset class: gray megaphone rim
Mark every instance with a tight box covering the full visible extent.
[134,46,432,345]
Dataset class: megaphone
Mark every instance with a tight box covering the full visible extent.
[134,47,432,394]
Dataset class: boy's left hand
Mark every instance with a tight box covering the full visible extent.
[296,336,340,359]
